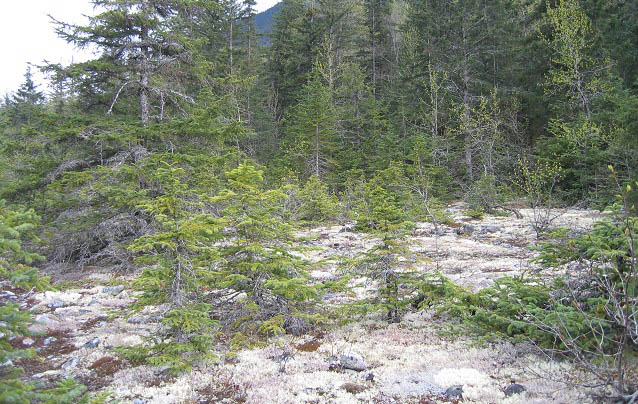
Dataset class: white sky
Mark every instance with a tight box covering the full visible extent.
[0,0,281,96]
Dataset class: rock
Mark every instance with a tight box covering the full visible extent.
[43,337,57,346]
[482,225,500,233]
[32,370,59,379]
[445,385,463,400]
[103,285,125,296]
[339,226,355,233]
[504,383,526,397]
[1,290,16,300]
[455,224,474,235]
[133,399,146,404]
[1,359,13,367]
[83,337,99,348]
[22,337,35,347]
[365,372,375,382]
[61,356,80,370]
[380,372,442,397]
[47,299,67,309]
[35,313,61,326]
[127,316,144,324]
[338,353,367,372]
[341,383,367,394]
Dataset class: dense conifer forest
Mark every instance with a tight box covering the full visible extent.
[0,0,636,402]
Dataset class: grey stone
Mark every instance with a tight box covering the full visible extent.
[1,359,13,367]
[127,316,144,324]
[455,224,475,235]
[61,356,80,370]
[380,372,442,397]
[83,337,99,348]
[482,225,501,233]
[103,285,125,296]
[47,300,66,309]
[133,399,146,404]
[365,372,375,382]
[338,353,367,372]
[35,314,60,325]
[43,337,57,346]
[445,385,463,399]
[22,337,35,347]
[504,383,526,397]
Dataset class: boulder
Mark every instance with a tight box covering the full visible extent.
[103,285,125,296]
[61,356,80,370]
[445,385,463,400]
[83,337,100,349]
[504,383,526,397]
[455,224,475,235]
[338,353,367,372]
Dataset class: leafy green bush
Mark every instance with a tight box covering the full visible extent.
[423,179,638,398]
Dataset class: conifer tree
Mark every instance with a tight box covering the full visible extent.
[0,201,92,403]
[210,163,323,337]
[49,0,207,122]
[349,175,423,322]
[284,66,337,179]
[125,162,221,373]
[6,68,45,126]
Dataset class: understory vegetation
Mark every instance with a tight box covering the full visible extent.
[1,0,637,402]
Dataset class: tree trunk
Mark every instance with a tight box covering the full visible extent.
[139,5,150,125]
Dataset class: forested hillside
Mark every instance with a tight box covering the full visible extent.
[0,0,636,403]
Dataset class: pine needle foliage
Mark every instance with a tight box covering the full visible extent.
[210,163,324,337]
[0,201,98,403]
[121,162,221,374]
[347,177,424,322]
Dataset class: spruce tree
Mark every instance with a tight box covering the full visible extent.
[49,0,206,122]
[349,176,422,323]
[0,201,92,403]
[284,66,337,179]
[210,163,323,337]
[124,162,221,373]
[6,68,45,126]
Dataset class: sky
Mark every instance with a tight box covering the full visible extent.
[0,0,280,97]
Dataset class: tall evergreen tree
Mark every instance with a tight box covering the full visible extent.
[405,0,518,181]
[49,0,208,123]
[284,66,337,179]
[6,68,45,125]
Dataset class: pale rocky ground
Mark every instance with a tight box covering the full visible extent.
[3,206,605,403]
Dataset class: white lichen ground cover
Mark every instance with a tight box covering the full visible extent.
[12,207,604,403]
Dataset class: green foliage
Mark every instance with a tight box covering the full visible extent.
[464,174,510,215]
[283,175,339,225]
[0,302,35,404]
[283,67,337,179]
[425,181,638,394]
[346,176,424,322]
[0,202,94,403]
[210,162,324,336]
[541,0,601,117]
[0,200,48,290]
[126,162,221,373]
